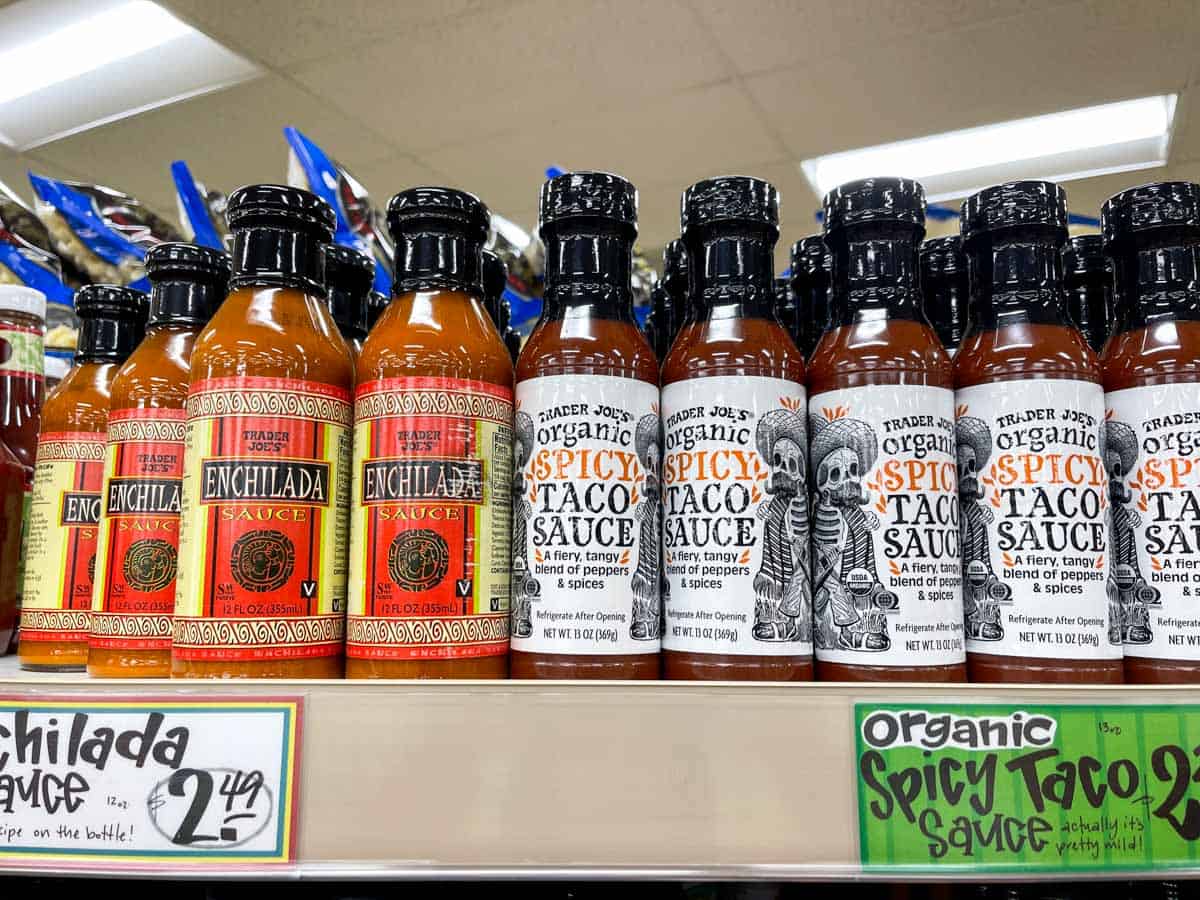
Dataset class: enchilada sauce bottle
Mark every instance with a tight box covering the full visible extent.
[1064,234,1113,354]
[1101,182,1200,684]
[89,243,229,677]
[325,243,373,358]
[792,235,832,358]
[955,181,1120,684]
[347,187,512,678]
[20,285,145,670]
[662,176,811,680]
[808,178,966,682]
[510,172,660,679]
[919,235,970,356]
[173,185,353,678]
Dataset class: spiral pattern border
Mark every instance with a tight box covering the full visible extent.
[173,614,345,649]
[187,388,352,427]
[355,389,512,426]
[37,438,105,461]
[346,613,508,647]
[108,418,186,444]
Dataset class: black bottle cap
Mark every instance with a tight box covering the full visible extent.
[366,290,389,329]
[540,172,637,237]
[74,283,146,362]
[75,284,146,320]
[1101,181,1200,251]
[681,176,778,236]
[482,249,507,305]
[791,235,831,279]
[145,242,230,327]
[823,177,925,235]
[226,184,334,239]
[1062,234,1110,277]
[386,187,490,242]
[919,235,966,277]
[324,244,374,338]
[961,180,1068,248]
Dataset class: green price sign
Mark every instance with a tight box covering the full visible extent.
[855,703,1200,874]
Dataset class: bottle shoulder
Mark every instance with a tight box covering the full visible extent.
[517,316,658,385]
[1102,320,1200,392]
[109,327,196,410]
[661,318,805,386]
[808,318,952,394]
[954,321,1100,389]
[42,361,117,433]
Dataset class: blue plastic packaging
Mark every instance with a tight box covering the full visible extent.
[171,160,227,250]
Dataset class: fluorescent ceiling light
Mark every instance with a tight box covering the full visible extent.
[800,95,1177,203]
[0,0,261,150]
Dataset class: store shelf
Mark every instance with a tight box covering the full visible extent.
[0,655,1195,881]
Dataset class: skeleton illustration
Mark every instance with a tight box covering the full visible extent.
[510,411,538,639]
[956,416,1012,641]
[1104,419,1158,645]
[810,415,896,652]
[630,413,662,640]
[752,407,811,642]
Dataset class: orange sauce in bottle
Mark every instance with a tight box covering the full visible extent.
[347,188,512,678]
[20,286,144,670]
[808,178,965,682]
[1100,182,1200,684]
[173,185,353,678]
[661,176,811,681]
[955,181,1121,684]
[325,243,373,359]
[510,172,660,679]
[89,244,229,677]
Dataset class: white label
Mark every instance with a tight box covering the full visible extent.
[0,697,300,865]
[511,374,661,655]
[955,378,1118,660]
[809,384,965,667]
[1106,384,1200,660]
[662,376,811,656]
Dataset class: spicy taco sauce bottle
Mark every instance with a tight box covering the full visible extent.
[89,243,229,678]
[325,243,374,358]
[808,178,966,682]
[1101,182,1200,684]
[347,188,512,678]
[1063,234,1113,354]
[955,181,1120,684]
[791,235,832,358]
[919,235,970,356]
[173,185,353,678]
[661,176,811,680]
[510,172,660,679]
[20,285,144,670]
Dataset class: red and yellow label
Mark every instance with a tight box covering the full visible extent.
[90,407,186,651]
[173,377,352,662]
[19,431,105,643]
[347,376,512,660]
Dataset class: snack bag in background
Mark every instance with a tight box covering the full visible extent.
[0,181,78,349]
[171,160,228,250]
[28,172,182,290]
[284,126,392,294]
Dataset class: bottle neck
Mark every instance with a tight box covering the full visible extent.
[149,278,221,328]
[393,230,482,298]
[923,271,970,351]
[541,226,635,323]
[1112,243,1200,333]
[77,315,141,363]
[829,225,923,327]
[969,237,1068,331]
[687,227,776,322]
[231,226,326,296]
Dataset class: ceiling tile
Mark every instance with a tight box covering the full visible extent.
[161,0,497,70]
[1169,87,1200,164]
[0,149,86,208]
[31,76,396,214]
[291,0,734,153]
[746,0,1196,161]
[340,154,454,210]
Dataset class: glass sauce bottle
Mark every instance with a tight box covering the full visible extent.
[510,171,660,679]
[919,235,970,356]
[0,440,23,654]
[661,176,811,680]
[325,243,373,358]
[1063,234,1113,353]
[347,187,512,678]
[1101,182,1200,684]
[808,178,966,682]
[90,243,229,677]
[173,185,353,678]
[20,285,144,670]
[0,285,46,653]
[955,180,1121,684]
[791,235,832,358]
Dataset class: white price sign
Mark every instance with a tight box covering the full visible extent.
[0,695,301,867]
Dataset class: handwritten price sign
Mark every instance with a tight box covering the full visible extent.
[855,703,1200,874]
[0,696,301,866]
